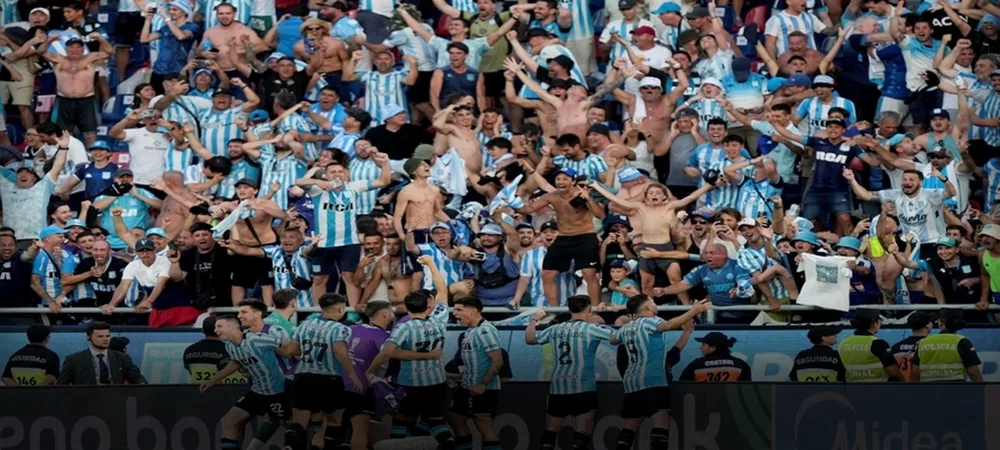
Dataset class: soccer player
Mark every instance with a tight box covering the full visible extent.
[199,315,294,450]
[610,296,712,450]
[525,295,613,450]
[285,293,363,450]
[365,255,455,449]
[345,300,396,450]
[449,296,504,450]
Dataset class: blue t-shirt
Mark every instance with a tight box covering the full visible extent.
[276,18,303,56]
[682,259,753,309]
[74,162,119,200]
[154,22,201,74]
[801,136,861,191]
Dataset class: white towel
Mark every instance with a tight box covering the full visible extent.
[211,200,250,239]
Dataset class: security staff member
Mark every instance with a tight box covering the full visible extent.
[2,325,60,386]
[891,312,933,382]
[913,309,984,382]
[182,317,248,384]
[788,326,846,382]
[838,309,903,382]
[679,332,752,382]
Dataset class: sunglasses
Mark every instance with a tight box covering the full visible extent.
[691,219,708,225]
[306,26,323,31]
[929,154,949,159]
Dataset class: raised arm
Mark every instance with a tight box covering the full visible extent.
[430,0,461,18]
[843,168,878,202]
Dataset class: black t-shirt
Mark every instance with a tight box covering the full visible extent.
[0,253,34,308]
[62,19,106,53]
[788,344,846,382]
[679,352,753,382]
[75,256,130,305]
[923,9,969,41]
[365,124,434,161]
[251,69,311,115]
[179,245,233,308]
[183,339,231,375]
[971,30,1000,57]
[2,344,60,386]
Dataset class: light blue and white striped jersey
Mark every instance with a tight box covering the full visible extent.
[418,243,472,290]
[693,98,727,127]
[535,320,613,394]
[310,180,375,248]
[520,246,576,307]
[737,245,789,300]
[293,59,329,101]
[61,254,84,302]
[219,158,262,201]
[204,0,252,27]
[520,44,588,99]
[614,315,668,393]
[385,303,450,386]
[0,0,18,26]
[276,114,318,160]
[657,20,690,50]
[901,35,942,92]
[687,144,746,208]
[96,189,155,250]
[348,158,380,215]
[358,69,410,125]
[198,106,245,157]
[967,79,992,141]
[764,10,825,54]
[429,36,490,70]
[385,25,437,72]
[450,0,479,13]
[259,149,308,210]
[226,331,286,395]
[707,157,753,210]
[599,19,655,66]
[262,321,297,379]
[46,31,91,57]
[529,18,572,43]
[460,320,502,390]
[306,103,347,138]
[720,73,768,111]
[32,250,61,305]
[330,130,362,158]
[149,6,166,54]
[163,141,195,172]
[183,162,221,198]
[118,0,141,13]
[293,316,351,376]
[737,176,783,220]
[795,94,857,135]
[876,188,947,243]
[980,91,1000,147]
[153,95,212,129]
[559,0,594,39]
[692,49,733,80]
[983,158,1000,213]
[478,130,513,167]
[265,245,314,307]
[552,154,608,180]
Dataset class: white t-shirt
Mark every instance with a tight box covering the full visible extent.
[796,253,852,312]
[42,137,88,195]
[623,44,673,93]
[876,188,947,243]
[122,255,171,287]
[123,128,172,185]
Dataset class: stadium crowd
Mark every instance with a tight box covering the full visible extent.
[1,0,1000,332]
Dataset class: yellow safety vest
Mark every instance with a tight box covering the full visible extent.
[917,333,967,382]
[838,335,889,382]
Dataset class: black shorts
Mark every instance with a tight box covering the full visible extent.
[115,12,143,46]
[483,71,506,98]
[543,234,600,272]
[234,391,291,421]
[546,391,598,417]
[231,249,275,287]
[450,388,499,418]
[620,386,671,419]
[292,373,345,413]
[398,383,449,420]
[53,95,99,133]
[312,244,362,275]
[408,71,435,103]
[343,388,379,420]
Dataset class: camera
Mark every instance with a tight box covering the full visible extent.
[703,168,721,186]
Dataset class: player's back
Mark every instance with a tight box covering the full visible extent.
[539,320,613,394]
[293,317,350,376]
[391,317,447,386]
[616,316,668,393]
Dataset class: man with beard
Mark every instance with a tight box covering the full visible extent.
[736,219,799,317]
[169,222,233,309]
[0,230,39,311]
[59,229,96,301]
[32,226,69,313]
[342,50,420,125]
[2,132,69,247]
[453,221,521,307]
[373,234,425,312]
[195,78,259,157]
[510,221,579,307]
[223,228,321,308]
[200,4,269,83]
[102,238,170,316]
[72,239,129,308]
[305,87,348,146]
[58,321,145,385]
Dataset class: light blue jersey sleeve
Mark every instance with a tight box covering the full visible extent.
[534,326,552,344]
[386,322,410,347]
[476,326,502,353]
[588,324,613,341]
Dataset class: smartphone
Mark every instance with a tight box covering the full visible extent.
[149,6,157,13]
[471,251,487,262]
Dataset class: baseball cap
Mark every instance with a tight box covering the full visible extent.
[412,144,435,161]
[114,168,133,178]
[547,79,570,90]
[695,331,733,347]
[930,108,950,120]
[66,37,84,46]
[936,236,958,247]
[685,6,710,19]
[826,118,847,128]
[211,88,232,97]
[527,27,551,39]
[807,326,840,344]
[812,74,835,87]
[787,74,811,87]
[248,109,270,122]
[608,259,628,269]
[619,0,637,9]
[736,217,758,229]
[887,133,914,147]
[702,77,723,90]
[638,77,663,89]
[88,140,111,152]
[553,167,577,178]
[618,167,643,183]
[479,223,504,236]
[677,29,701,47]
[853,309,882,325]
[39,225,66,240]
[906,311,934,329]
[548,55,575,71]
[146,227,167,238]
[109,336,130,352]
[691,207,715,220]
[135,238,156,252]
[235,177,259,189]
[540,221,558,232]
[587,123,611,137]
[604,214,632,231]
[514,222,534,231]
[431,221,451,231]
[652,2,681,14]
[66,219,87,229]
[767,77,789,93]
[381,104,406,119]
[835,236,862,252]
[991,69,1000,78]
[30,7,50,17]
[732,57,751,82]
[630,25,656,36]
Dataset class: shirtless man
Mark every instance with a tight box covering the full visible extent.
[518,166,605,305]
[394,159,451,246]
[591,181,714,296]
[293,18,347,76]
[201,4,269,79]
[611,65,688,153]
[210,178,287,305]
[504,70,561,138]
[506,57,635,143]
[363,234,421,313]
[149,171,206,238]
[433,103,482,174]
[37,33,111,146]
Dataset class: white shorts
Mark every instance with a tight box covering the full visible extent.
[877,96,908,121]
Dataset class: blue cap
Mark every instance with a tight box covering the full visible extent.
[618,167,643,183]
[979,14,1000,31]
[835,236,862,252]
[514,222,534,230]
[265,52,286,63]
[992,69,1000,78]
[66,219,87,229]
[652,2,681,14]
[553,167,577,178]
[887,133,913,147]
[604,214,632,230]
[930,108,950,120]
[609,259,628,269]
[248,109,270,122]
[479,223,504,236]
[146,227,167,238]
[787,74,811,87]
[793,231,819,247]
[767,77,788,93]
[88,140,111,151]
[431,221,451,231]
[39,225,66,240]
[381,104,406,120]
[193,68,214,80]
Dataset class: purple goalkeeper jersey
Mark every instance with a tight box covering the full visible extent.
[348,323,390,393]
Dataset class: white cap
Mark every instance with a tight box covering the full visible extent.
[30,7,50,17]
[702,77,723,90]
[737,217,758,228]
[638,77,663,89]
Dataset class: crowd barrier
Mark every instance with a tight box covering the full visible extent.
[0,383,997,450]
[3,326,1000,383]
